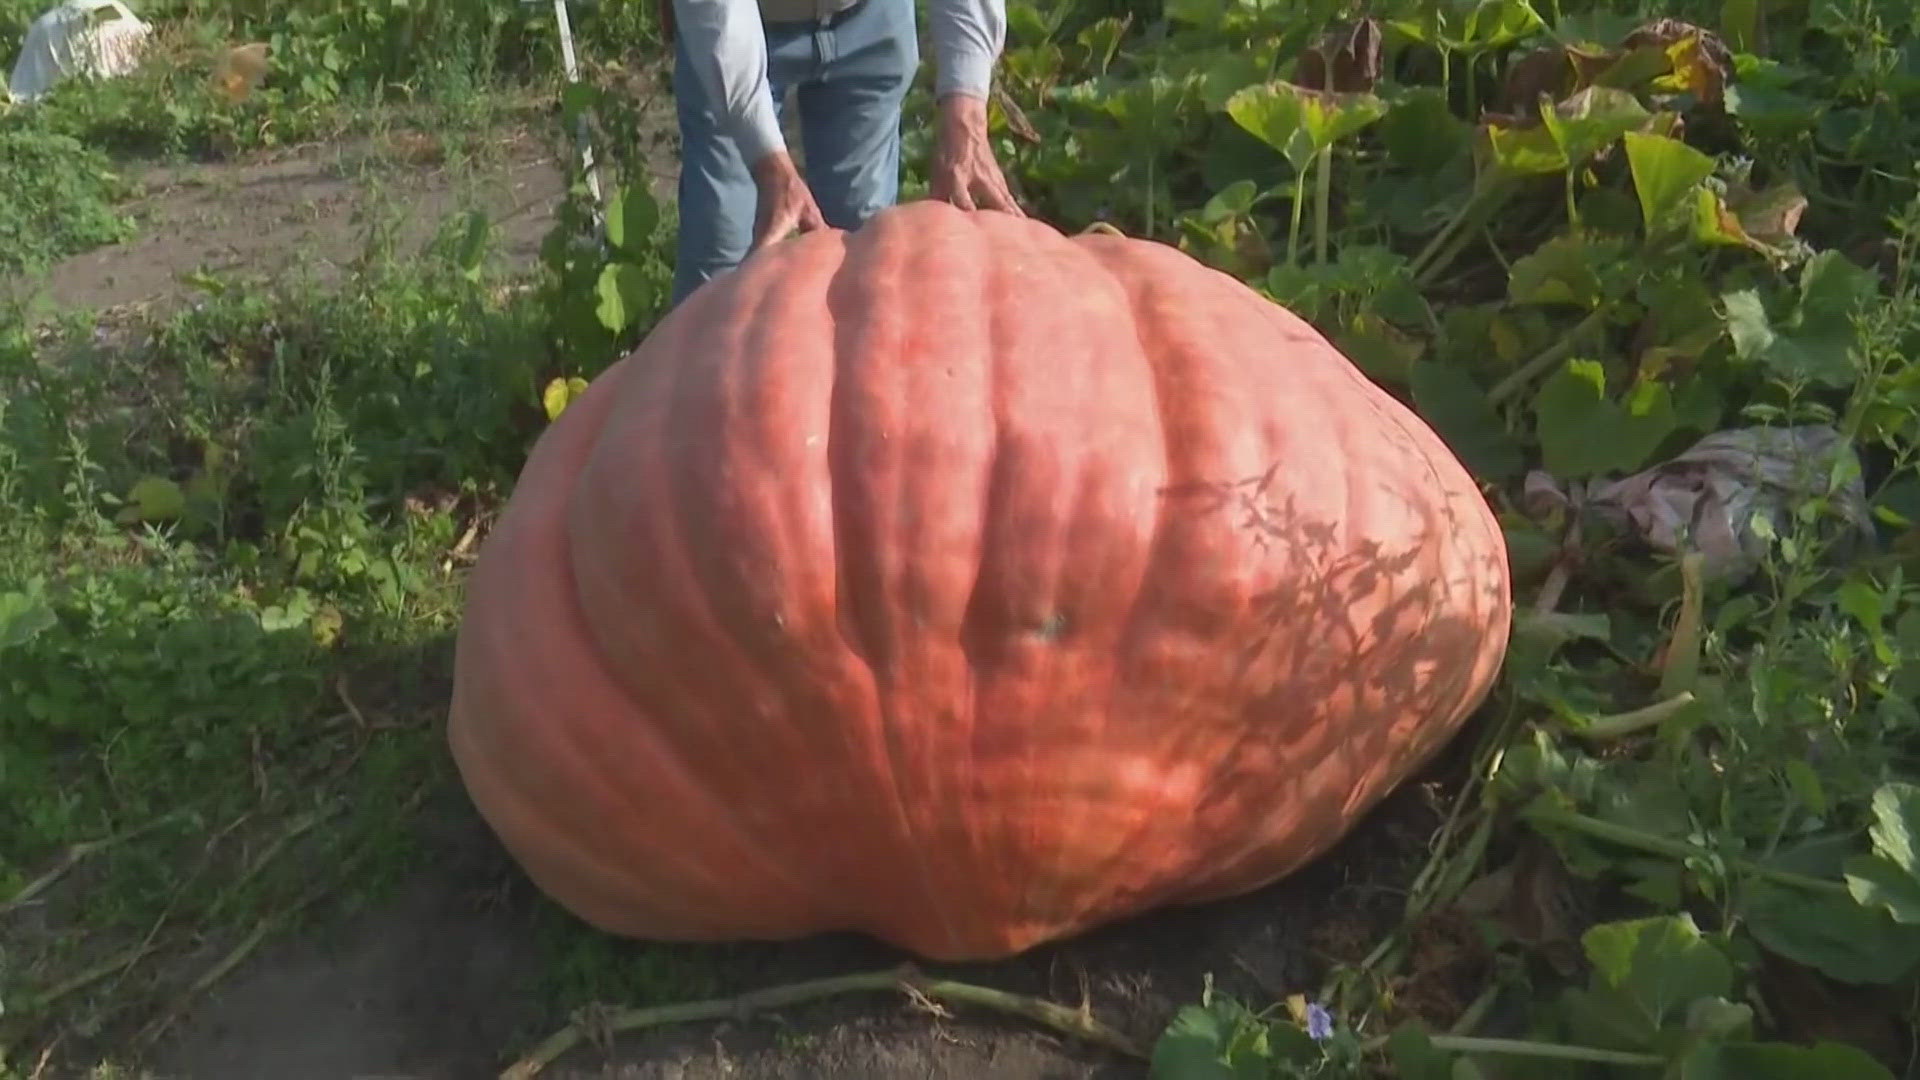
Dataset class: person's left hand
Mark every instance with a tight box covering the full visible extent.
[929,94,1024,216]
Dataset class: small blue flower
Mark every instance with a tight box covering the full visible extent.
[1306,1002,1333,1041]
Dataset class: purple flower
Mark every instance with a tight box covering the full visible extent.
[1306,1002,1333,1041]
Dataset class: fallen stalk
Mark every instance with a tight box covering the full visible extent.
[2,811,193,916]
[500,964,1145,1079]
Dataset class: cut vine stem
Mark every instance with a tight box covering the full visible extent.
[499,964,1146,1079]
[1357,1031,1665,1067]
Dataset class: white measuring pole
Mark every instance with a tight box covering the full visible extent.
[546,0,607,232]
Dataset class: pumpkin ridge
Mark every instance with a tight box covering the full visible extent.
[457,369,799,937]
[951,213,1011,940]
[658,264,881,928]
[1049,234,1210,925]
[822,214,970,954]
[957,212,1146,941]
[576,293,874,935]
[589,310,791,859]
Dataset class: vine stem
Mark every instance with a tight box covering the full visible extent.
[1486,304,1609,405]
[1315,144,1334,265]
[1574,692,1696,742]
[1357,1032,1666,1067]
[1522,804,1851,896]
[500,964,1145,1079]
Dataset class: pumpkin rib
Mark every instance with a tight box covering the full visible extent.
[454,370,790,938]
[1088,240,1278,907]
[1020,233,1194,927]
[572,313,815,912]
[821,221,972,953]
[570,290,898,938]
[652,250,932,935]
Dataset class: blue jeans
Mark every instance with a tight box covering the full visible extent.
[672,0,918,304]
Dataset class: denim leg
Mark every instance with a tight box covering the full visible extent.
[797,0,918,229]
[670,22,819,305]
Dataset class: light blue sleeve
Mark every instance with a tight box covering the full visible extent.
[929,0,1006,99]
[672,0,785,164]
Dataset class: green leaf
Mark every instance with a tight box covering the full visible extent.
[604,185,660,256]
[1743,881,1920,984]
[116,475,187,524]
[1485,120,1567,174]
[1226,81,1384,169]
[1798,248,1880,324]
[0,591,58,651]
[1624,131,1716,236]
[1720,251,1876,387]
[1148,997,1280,1080]
[1379,87,1472,172]
[452,209,490,280]
[1692,1041,1894,1080]
[1540,86,1653,169]
[1534,360,1676,478]
[1844,854,1920,925]
[1410,361,1524,480]
[1842,783,1920,923]
[594,261,652,334]
[1580,914,1732,1027]
[1509,234,1609,307]
[1385,1024,1454,1080]
[1722,0,1761,51]
[541,376,591,422]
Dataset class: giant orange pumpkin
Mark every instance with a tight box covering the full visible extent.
[449,200,1510,961]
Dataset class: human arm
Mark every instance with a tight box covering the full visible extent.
[925,0,1022,214]
[671,0,824,246]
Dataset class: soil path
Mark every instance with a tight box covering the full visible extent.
[10,119,675,320]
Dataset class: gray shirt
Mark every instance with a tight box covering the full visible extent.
[672,0,1005,167]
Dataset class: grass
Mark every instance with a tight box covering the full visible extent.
[5,0,1920,1076]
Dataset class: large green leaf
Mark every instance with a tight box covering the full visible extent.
[1624,131,1717,236]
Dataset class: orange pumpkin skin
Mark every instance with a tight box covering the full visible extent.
[448,200,1511,961]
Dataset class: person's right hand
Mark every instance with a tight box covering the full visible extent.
[750,151,826,251]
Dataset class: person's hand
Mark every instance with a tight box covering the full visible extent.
[750,151,826,251]
[929,94,1023,216]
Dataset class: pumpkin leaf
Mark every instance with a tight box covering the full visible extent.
[1843,783,1920,924]
[604,185,659,256]
[1410,361,1525,480]
[594,262,652,334]
[1682,1041,1895,1080]
[1721,250,1877,388]
[1226,81,1385,170]
[1624,131,1717,236]
[542,376,591,422]
[1533,359,1676,478]
[1742,880,1920,985]
[1581,914,1733,1027]
[115,475,187,524]
[0,591,58,651]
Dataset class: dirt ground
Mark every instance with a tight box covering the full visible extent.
[10,118,676,320]
[20,115,1457,1080]
[144,775,1444,1080]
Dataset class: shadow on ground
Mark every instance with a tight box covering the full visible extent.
[141,686,1448,1080]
